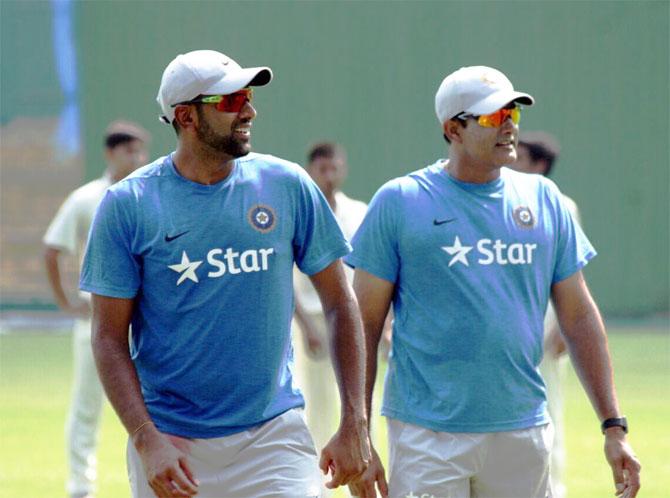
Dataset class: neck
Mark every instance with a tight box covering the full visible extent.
[107,169,123,183]
[325,191,338,211]
[107,168,126,184]
[446,151,501,184]
[173,141,237,185]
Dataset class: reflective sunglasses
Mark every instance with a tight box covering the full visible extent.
[174,88,253,113]
[457,105,521,128]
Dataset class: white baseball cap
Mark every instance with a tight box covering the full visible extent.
[156,50,273,124]
[434,66,534,125]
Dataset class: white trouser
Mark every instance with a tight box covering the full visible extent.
[127,408,321,498]
[66,318,105,497]
[387,419,553,498]
[539,354,568,498]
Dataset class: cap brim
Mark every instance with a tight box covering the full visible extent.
[204,67,273,95]
[467,90,535,115]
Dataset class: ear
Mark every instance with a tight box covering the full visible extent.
[443,119,464,144]
[174,105,197,131]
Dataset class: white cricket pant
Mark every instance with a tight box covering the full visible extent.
[127,408,321,498]
[387,419,553,498]
[540,354,568,498]
[66,318,105,497]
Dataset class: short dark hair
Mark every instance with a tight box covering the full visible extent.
[104,120,150,149]
[518,131,560,177]
[105,133,140,149]
[307,142,346,164]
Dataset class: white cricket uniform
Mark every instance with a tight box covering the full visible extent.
[539,194,581,498]
[43,174,111,498]
[292,191,367,498]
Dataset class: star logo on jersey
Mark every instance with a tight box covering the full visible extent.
[168,251,203,285]
[442,235,473,267]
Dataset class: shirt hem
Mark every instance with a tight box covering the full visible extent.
[343,256,396,284]
[381,408,550,433]
[79,282,137,299]
[151,403,305,439]
[553,249,597,284]
[300,244,351,276]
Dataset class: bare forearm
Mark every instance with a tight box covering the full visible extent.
[561,304,621,421]
[325,297,367,421]
[92,329,151,435]
[361,318,383,428]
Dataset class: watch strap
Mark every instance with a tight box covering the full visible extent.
[601,416,628,434]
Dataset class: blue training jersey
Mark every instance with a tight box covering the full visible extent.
[80,152,350,438]
[345,161,595,433]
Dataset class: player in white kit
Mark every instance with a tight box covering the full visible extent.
[44,120,149,498]
[293,142,368,497]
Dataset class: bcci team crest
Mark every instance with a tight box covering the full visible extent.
[513,206,535,229]
[247,204,277,233]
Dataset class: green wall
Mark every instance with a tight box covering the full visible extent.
[0,1,63,123]
[76,0,668,316]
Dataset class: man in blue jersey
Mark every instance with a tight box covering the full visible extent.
[80,50,370,498]
[346,66,640,498]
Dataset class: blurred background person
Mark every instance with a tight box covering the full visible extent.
[43,120,149,498]
[513,130,580,498]
[293,142,368,497]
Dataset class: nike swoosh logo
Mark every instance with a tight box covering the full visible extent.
[433,218,456,226]
[165,231,189,242]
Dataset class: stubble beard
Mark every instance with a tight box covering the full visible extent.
[196,107,250,159]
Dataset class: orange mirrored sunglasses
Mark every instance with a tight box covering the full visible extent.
[174,88,253,113]
[457,105,521,128]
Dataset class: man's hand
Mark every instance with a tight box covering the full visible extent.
[348,445,388,498]
[319,416,371,489]
[604,429,641,498]
[133,426,199,498]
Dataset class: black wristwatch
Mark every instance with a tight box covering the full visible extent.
[601,416,628,434]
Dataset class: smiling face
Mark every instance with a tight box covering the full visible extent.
[194,100,257,158]
[445,104,519,175]
[460,112,518,168]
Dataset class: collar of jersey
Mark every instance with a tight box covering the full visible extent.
[435,160,504,194]
[167,153,239,192]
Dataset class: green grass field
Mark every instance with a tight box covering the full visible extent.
[1,327,668,498]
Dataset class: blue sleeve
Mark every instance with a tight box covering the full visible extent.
[344,181,400,284]
[548,181,597,283]
[79,189,141,298]
[293,170,350,275]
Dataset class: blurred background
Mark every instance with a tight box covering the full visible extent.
[1,1,668,497]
